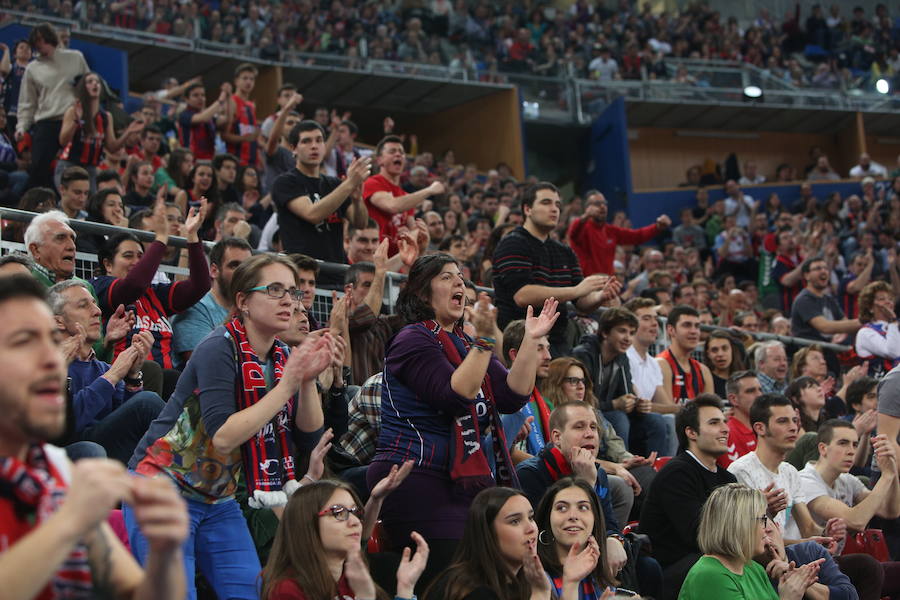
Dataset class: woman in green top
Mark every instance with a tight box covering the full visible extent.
[678,483,820,600]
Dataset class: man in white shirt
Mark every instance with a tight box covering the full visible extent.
[723,179,756,229]
[800,419,900,534]
[849,153,888,179]
[625,297,676,455]
[729,394,845,544]
[589,45,619,81]
[738,161,766,185]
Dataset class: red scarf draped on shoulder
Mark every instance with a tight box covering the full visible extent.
[420,320,519,495]
[226,317,299,508]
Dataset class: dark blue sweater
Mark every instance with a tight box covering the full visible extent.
[68,356,138,432]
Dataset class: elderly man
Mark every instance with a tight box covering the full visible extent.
[24,210,80,287]
[0,274,189,600]
[756,340,790,394]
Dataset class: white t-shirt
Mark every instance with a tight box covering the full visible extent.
[728,452,805,540]
[799,462,867,527]
[627,346,662,400]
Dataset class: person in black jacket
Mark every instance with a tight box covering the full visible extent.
[639,394,737,600]
[572,307,668,456]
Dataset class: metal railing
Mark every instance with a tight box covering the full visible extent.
[4,9,897,127]
[0,208,851,355]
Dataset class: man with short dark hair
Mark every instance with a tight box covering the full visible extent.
[493,182,619,356]
[171,237,251,365]
[639,394,737,600]
[573,307,668,456]
[213,153,240,206]
[323,118,373,179]
[771,228,804,313]
[791,257,860,373]
[567,190,669,276]
[718,370,762,468]
[272,121,370,287]
[213,202,251,242]
[656,305,714,404]
[222,63,260,167]
[0,273,189,600]
[58,165,89,220]
[363,135,443,255]
[177,82,229,161]
[16,23,88,190]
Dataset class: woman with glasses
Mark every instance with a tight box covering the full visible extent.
[261,479,429,600]
[91,196,210,377]
[542,357,657,526]
[125,252,338,600]
[678,483,820,600]
[368,253,559,589]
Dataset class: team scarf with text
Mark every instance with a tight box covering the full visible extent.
[420,320,519,496]
[226,317,299,508]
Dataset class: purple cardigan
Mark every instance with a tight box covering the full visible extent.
[373,323,529,471]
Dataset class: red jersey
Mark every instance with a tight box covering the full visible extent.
[268,574,354,599]
[717,416,757,468]
[658,348,705,404]
[126,146,163,172]
[567,218,660,276]
[363,173,413,255]
[59,110,106,167]
[227,93,258,167]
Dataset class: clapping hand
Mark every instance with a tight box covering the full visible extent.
[304,428,333,483]
[370,460,414,501]
[395,532,429,599]
[105,304,136,345]
[562,536,601,584]
[524,297,559,340]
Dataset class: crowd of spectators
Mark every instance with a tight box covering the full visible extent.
[4,19,900,600]
[7,0,900,93]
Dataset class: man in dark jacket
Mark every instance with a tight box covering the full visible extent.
[639,394,737,600]
[572,307,668,456]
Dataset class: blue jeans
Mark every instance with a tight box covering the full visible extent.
[124,493,261,600]
[602,409,669,456]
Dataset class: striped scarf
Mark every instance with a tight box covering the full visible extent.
[0,444,92,598]
[225,317,299,508]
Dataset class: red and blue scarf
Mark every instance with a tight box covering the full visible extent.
[226,317,299,508]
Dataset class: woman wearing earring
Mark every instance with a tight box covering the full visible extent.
[125,252,337,600]
[261,479,429,600]
[367,254,559,586]
[424,487,551,600]
[535,477,621,600]
[678,483,821,600]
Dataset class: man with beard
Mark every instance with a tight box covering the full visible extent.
[567,190,669,276]
[791,257,861,374]
[0,274,189,600]
[172,237,252,366]
[493,182,618,356]
[272,120,370,287]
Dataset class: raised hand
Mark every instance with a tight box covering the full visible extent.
[183,197,208,242]
[397,231,419,268]
[383,116,395,133]
[304,428,333,483]
[372,237,389,272]
[343,547,377,600]
[853,409,878,435]
[106,304,136,344]
[524,297,559,339]
[73,100,84,121]
[346,155,372,187]
[370,460,414,501]
[470,292,498,338]
[522,542,551,599]
[763,482,788,517]
[395,532,429,599]
[567,446,598,486]
[656,214,672,229]
[59,322,86,363]
[563,536,600,584]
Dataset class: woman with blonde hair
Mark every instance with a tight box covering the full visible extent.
[678,483,821,600]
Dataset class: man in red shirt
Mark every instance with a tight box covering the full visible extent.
[0,274,188,600]
[567,190,670,276]
[362,135,443,255]
[718,370,762,468]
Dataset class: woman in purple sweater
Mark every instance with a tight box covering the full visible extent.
[367,253,558,588]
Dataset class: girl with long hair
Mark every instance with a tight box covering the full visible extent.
[57,71,143,189]
[424,487,551,600]
[368,253,558,588]
[261,480,429,600]
[154,147,194,197]
[704,331,746,399]
[78,187,127,254]
[126,252,338,600]
[535,477,621,599]
[679,483,819,599]
[174,161,220,239]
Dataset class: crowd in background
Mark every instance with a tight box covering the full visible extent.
[3,0,900,92]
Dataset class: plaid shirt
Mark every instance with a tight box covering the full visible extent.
[339,372,383,464]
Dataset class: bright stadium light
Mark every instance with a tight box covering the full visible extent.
[876,78,890,94]
[743,85,763,99]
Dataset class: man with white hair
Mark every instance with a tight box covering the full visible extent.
[24,210,81,287]
[756,340,789,395]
